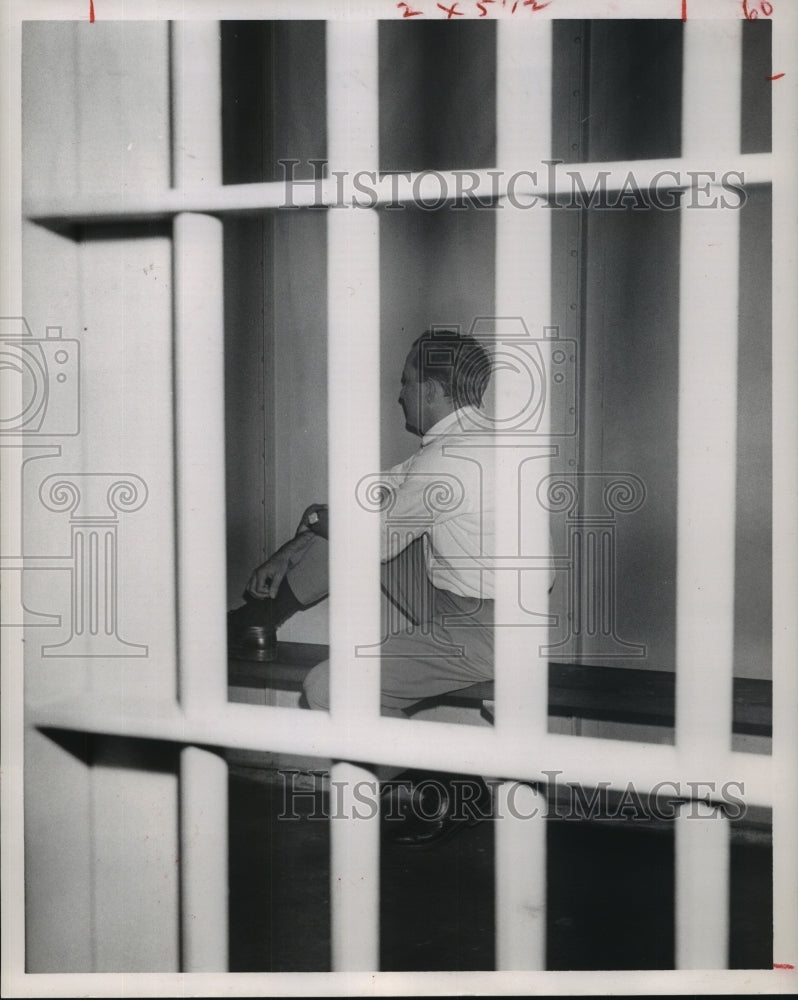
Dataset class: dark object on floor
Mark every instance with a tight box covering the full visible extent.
[381,770,492,847]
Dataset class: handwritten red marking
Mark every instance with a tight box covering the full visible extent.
[774,963,795,969]
[394,0,551,16]
[89,0,95,21]
[681,0,687,19]
[743,0,774,19]
[767,72,786,80]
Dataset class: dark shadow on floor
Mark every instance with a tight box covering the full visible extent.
[228,769,772,972]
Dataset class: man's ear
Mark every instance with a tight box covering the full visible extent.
[423,378,438,403]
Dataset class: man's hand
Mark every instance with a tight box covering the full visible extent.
[295,503,329,540]
[246,549,292,600]
[246,531,316,599]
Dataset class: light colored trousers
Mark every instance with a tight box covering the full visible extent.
[286,534,494,716]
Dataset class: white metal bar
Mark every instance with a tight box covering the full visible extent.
[493,20,553,739]
[771,1,798,973]
[495,781,547,970]
[170,21,227,711]
[492,23,552,964]
[173,213,227,711]
[169,21,222,189]
[683,20,742,158]
[327,204,381,723]
[675,800,730,969]
[675,21,742,759]
[31,698,774,807]
[329,761,380,971]
[326,21,381,724]
[325,21,381,973]
[23,154,774,223]
[171,25,228,965]
[179,746,229,971]
[326,21,378,177]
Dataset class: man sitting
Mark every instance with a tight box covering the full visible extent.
[228,328,497,716]
[227,328,549,842]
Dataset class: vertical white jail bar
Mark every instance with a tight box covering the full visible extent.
[180,746,229,971]
[493,20,552,971]
[676,20,741,763]
[326,22,381,727]
[170,22,227,711]
[170,22,229,971]
[494,20,553,737]
[330,761,380,971]
[674,21,741,970]
[495,781,547,970]
[173,211,227,711]
[170,21,222,191]
[326,21,381,973]
[675,800,730,968]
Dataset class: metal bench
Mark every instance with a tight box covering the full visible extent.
[228,642,772,737]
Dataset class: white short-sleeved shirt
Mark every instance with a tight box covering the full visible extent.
[380,404,560,601]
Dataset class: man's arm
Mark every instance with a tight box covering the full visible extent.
[377,453,450,562]
[246,529,318,599]
[295,503,329,540]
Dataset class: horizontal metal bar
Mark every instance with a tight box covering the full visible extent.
[24,154,774,225]
[7,965,792,998]
[33,696,773,805]
[1,556,72,568]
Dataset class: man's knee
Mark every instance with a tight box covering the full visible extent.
[285,534,330,607]
[302,660,330,711]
